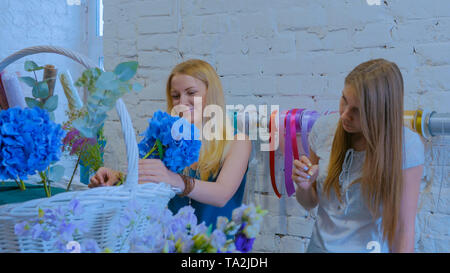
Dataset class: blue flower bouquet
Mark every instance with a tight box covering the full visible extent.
[138,110,202,173]
[0,107,66,200]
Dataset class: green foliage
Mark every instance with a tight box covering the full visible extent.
[73,61,142,139]
[19,60,59,115]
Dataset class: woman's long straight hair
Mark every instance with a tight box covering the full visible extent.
[323,59,405,250]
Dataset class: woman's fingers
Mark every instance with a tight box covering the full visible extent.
[88,173,103,188]
[293,168,311,179]
[138,174,161,184]
[139,159,163,170]
[299,155,312,168]
[293,159,310,173]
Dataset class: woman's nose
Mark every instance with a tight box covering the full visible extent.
[341,108,352,122]
[179,93,190,105]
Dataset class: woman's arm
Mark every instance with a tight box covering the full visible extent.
[138,134,252,207]
[392,164,423,253]
[187,134,251,207]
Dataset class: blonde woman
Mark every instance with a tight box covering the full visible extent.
[293,59,424,253]
[89,59,251,228]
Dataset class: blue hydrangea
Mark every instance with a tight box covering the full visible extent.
[138,110,201,173]
[0,107,66,180]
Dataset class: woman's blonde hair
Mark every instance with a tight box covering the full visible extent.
[166,59,232,180]
[323,59,404,250]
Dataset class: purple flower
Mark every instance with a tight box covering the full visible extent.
[68,199,83,216]
[234,223,255,253]
[234,233,255,253]
[14,222,29,236]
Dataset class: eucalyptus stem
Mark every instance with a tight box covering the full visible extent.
[67,153,82,191]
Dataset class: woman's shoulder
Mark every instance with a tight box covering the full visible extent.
[313,112,340,131]
[310,112,339,142]
[308,112,339,156]
[402,126,425,169]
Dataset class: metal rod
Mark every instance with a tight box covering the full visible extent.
[429,113,450,137]
[229,108,450,139]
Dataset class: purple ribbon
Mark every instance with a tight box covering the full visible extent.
[284,108,304,197]
[300,110,320,157]
[282,109,329,197]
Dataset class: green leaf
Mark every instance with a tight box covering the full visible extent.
[25,97,42,108]
[132,82,143,92]
[48,165,65,182]
[32,81,49,98]
[156,139,164,161]
[206,224,213,236]
[73,117,96,138]
[19,76,37,87]
[113,61,138,82]
[95,71,119,91]
[43,95,58,112]
[24,61,43,72]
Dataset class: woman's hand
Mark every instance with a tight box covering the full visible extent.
[292,155,320,210]
[138,159,184,189]
[292,155,319,191]
[88,167,121,188]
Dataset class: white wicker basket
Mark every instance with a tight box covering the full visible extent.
[0,46,177,253]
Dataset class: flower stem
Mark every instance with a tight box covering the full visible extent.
[39,171,51,198]
[67,153,82,191]
[143,143,158,159]
[15,178,26,191]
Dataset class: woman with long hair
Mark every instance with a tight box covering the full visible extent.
[89,59,251,228]
[293,59,424,252]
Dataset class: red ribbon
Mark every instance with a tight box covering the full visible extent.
[269,109,281,198]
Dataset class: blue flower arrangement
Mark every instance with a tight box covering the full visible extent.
[138,110,202,173]
[0,107,65,194]
[14,198,267,253]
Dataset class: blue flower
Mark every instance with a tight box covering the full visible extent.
[138,110,201,173]
[0,107,66,180]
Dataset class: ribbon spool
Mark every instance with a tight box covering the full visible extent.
[269,108,322,198]
[412,108,434,140]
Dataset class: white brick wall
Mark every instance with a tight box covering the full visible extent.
[103,0,450,252]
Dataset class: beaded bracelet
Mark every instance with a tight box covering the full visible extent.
[178,174,195,197]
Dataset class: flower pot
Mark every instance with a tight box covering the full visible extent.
[0,182,66,206]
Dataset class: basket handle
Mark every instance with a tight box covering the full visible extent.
[0,45,139,189]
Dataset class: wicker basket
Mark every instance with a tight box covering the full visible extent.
[0,46,177,253]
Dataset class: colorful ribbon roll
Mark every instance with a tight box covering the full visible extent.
[269,108,324,198]
[0,71,10,109]
[1,70,26,109]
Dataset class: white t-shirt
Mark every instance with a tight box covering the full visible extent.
[306,113,425,253]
